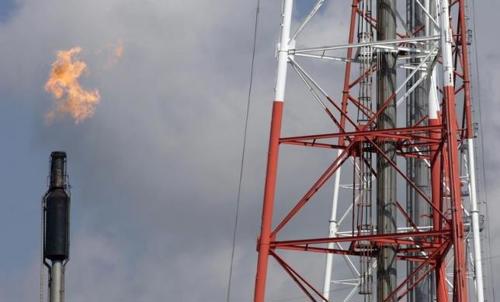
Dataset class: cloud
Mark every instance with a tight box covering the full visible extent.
[0,0,280,301]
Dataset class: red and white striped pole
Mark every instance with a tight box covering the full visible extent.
[254,1,293,301]
[438,0,468,300]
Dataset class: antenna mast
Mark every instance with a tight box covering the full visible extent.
[253,0,485,301]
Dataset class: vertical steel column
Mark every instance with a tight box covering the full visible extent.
[254,1,293,301]
[323,0,359,296]
[467,137,485,302]
[49,261,64,302]
[406,0,432,300]
[322,149,342,300]
[457,0,485,298]
[429,62,448,302]
[439,0,468,300]
[339,0,360,141]
[376,0,397,300]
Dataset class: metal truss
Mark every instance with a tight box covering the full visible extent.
[254,0,484,301]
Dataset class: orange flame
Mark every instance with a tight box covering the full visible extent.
[45,47,100,123]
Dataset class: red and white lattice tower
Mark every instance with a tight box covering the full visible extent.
[253,0,485,301]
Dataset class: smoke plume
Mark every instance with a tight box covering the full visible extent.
[45,47,100,123]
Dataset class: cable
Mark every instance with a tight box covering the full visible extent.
[225,0,261,301]
[470,0,496,300]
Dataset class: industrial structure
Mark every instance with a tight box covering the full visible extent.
[254,0,487,301]
[43,151,71,302]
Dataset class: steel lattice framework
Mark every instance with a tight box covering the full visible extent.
[253,0,485,301]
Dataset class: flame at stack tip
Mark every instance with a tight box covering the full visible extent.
[45,47,100,124]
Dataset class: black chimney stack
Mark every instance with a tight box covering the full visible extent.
[43,151,70,261]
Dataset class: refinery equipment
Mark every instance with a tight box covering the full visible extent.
[42,151,71,302]
[253,0,487,301]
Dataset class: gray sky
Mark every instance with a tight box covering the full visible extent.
[0,0,498,301]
